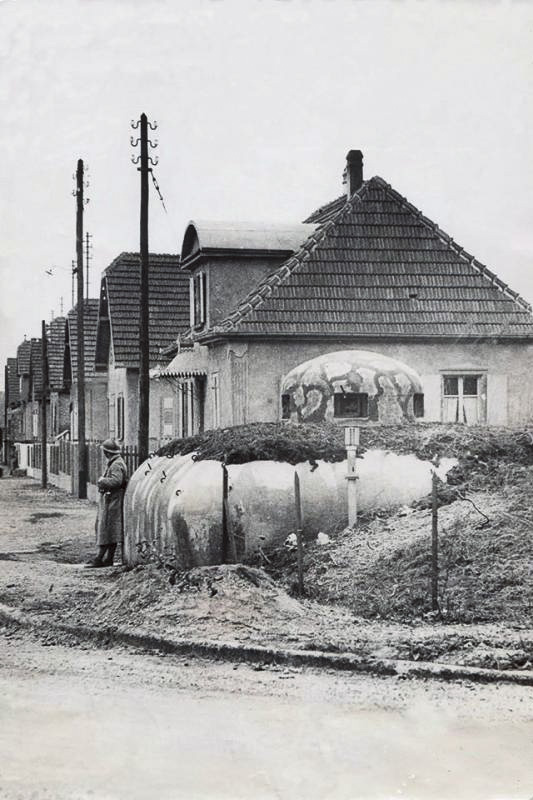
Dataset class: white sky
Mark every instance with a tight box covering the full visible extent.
[1,0,532,383]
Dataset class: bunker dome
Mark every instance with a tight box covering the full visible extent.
[281,350,424,424]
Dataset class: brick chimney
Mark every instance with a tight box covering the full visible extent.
[345,150,363,197]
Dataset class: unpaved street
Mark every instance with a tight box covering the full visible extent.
[1,625,533,800]
[1,476,533,799]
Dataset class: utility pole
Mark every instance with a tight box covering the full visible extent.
[131,113,158,461]
[75,159,87,499]
[4,363,8,465]
[40,320,48,489]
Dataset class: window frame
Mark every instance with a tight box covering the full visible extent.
[441,372,486,424]
[211,372,220,429]
[116,394,125,442]
[333,391,369,419]
[192,271,207,330]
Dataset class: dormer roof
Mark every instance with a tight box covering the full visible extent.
[181,220,318,267]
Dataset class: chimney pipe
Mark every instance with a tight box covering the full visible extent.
[345,150,363,197]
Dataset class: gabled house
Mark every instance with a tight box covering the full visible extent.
[29,336,45,439]
[16,339,32,439]
[159,150,533,429]
[48,315,70,438]
[4,356,22,444]
[94,253,190,447]
[65,300,106,441]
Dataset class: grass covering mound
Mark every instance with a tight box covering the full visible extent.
[158,422,347,465]
[158,421,533,478]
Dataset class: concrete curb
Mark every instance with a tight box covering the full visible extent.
[1,602,532,686]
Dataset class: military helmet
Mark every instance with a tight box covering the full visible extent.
[102,438,121,454]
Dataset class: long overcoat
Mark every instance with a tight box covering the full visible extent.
[95,454,128,546]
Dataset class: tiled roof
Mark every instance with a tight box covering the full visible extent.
[16,340,31,376]
[304,194,347,224]
[68,300,99,381]
[30,338,44,398]
[101,252,190,368]
[48,316,67,391]
[211,177,533,340]
[6,358,20,406]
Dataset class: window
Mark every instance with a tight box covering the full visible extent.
[179,381,194,438]
[161,396,174,438]
[51,400,58,436]
[413,393,424,418]
[334,392,368,418]
[116,395,125,441]
[281,393,291,420]
[193,271,207,329]
[211,373,220,428]
[442,374,482,424]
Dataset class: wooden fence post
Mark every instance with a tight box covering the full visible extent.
[221,461,237,564]
[294,471,304,595]
[431,470,439,611]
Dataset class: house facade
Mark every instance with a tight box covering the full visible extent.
[48,315,70,438]
[65,301,108,442]
[94,252,190,447]
[157,150,533,430]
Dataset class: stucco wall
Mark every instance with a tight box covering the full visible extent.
[203,339,533,428]
[108,363,179,447]
[191,256,288,330]
[70,378,108,441]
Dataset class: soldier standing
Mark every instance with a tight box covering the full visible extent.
[86,439,128,568]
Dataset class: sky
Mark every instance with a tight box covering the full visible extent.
[1,0,532,385]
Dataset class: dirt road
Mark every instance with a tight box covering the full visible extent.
[1,625,533,800]
[1,476,533,799]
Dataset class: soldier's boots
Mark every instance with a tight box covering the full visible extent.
[101,544,117,567]
[86,546,107,568]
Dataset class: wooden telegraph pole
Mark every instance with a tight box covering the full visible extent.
[131,114,158,462]
[40,320,49,489]
[4,363,9,465]
[75,159,87,499]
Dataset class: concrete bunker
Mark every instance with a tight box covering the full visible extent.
[123,449,454,568]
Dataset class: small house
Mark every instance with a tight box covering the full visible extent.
[158,150,533,429]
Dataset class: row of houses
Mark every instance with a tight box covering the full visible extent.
[5,149,533,462]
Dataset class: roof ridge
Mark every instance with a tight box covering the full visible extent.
[303,193,347,224]
[372,176,532,313]
[211,182,373,335]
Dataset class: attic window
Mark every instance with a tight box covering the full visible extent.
[334,392,368,418]
[193,271,207,329]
